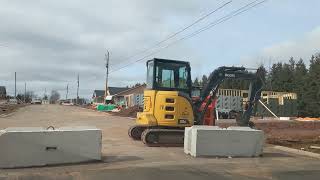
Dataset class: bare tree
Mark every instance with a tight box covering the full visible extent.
[16,91,35,103]
[49,90,60,104]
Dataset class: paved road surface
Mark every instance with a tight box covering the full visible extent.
[1,105,320,180]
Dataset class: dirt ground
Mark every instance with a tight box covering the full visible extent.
[0,104,25,116]
[217,119,320,154]
[1,105,320,180]
[90,104,320,154]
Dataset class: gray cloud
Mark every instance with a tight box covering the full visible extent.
[240,26,320,67]
[5,0,311,99]
[0,0,210,98]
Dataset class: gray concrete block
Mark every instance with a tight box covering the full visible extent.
[0,126,102,168]
[184,126,264,157]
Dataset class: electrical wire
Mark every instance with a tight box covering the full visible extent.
[109,0,268,74]
[109,0,232,67]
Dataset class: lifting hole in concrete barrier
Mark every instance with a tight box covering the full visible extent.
[45,146,58,151]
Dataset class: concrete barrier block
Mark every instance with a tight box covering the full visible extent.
[184,126,264,157]
[0,126,102,168]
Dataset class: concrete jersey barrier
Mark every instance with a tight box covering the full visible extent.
[0,126,102,168]
[184,126,264,157]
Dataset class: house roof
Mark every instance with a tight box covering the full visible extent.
[93,87,130,97]
[93,90,105,97]
[108,87,130,95]
[115,84,146,96]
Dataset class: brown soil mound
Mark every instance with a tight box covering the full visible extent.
[115,106,142,118]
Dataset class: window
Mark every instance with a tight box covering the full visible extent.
[161,69,175,88]
[155,62,189,90]
[146,61,154,89]
[178,66,188,89]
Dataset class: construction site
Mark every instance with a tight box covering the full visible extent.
[1,0,320,179]
[1,56,320,179]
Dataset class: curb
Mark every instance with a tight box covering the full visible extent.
[273,145,320,159]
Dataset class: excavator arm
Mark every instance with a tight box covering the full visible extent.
[194,66,264,127]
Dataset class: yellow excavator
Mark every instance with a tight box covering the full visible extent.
[128,58,263,146]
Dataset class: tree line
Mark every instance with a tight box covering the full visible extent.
[193,53,320,117]
[15,90,60,104]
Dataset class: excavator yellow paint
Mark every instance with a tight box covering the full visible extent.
[136,90,194,127]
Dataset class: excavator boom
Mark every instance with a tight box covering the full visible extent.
[194,66,264,126]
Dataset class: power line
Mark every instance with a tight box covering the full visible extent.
[181,0,267,41]
[109,0,232,67]
[109,0,268,74]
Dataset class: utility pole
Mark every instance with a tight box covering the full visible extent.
[24,82,26,103]
[66,83,69,100]
[105,50,110,103]
[14,72,16,100]
[44,88,47,102]
[76,74,79,105]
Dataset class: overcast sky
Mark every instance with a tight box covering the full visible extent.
[0,0,319,99]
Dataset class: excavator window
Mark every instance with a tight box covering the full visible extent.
[156,62,189,91]
[160,69,175,88]
[146,61,154,89]
[146,58,192,95]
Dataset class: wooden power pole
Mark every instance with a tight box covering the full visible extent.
[14,72,17,100]
[77,74,79,104]
[66,83,69,100]
[105,50,110,103]
[24,82,26,103]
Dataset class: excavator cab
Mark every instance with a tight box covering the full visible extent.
[128,59,195,145]
[145,58,192,95]
[135,58,195,128]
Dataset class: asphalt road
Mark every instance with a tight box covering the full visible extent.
[1,104,320,180]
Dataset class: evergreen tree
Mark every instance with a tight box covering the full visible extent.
[269,63,281,91]
[293,59,308,116]
[193,78,200,86]
[281,61,295,92]
[257,65,267,89]
[201,75,208,87]
[304,55,320,117]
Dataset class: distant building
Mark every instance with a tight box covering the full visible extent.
[108,87,130,96]
[92,87,130,104]
[0,86,7,100]
[113,84,146,108]
[42,100,49,104]
[92,90,105,104]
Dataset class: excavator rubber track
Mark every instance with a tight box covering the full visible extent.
[128,125,147,140]
[141,128,185,147]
